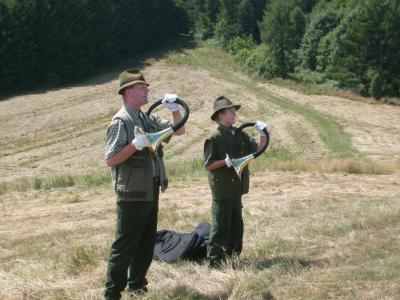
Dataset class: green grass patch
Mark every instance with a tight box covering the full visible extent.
[256,157,396,174]
[0,181,8,196]
[270,76,340,96]
[32,175,75,190]
[1,170,111,194]
[167,158,206,180]
[328,159,396,175]
[65,245,99,275]
[266,145,297,162]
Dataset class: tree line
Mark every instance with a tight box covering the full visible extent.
[182,0,400,99]
[0,0,183,96]
[1,0,399,99]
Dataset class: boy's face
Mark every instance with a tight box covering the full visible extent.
[218,107,237,126]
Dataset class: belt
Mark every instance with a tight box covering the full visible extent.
[117,190,146,199]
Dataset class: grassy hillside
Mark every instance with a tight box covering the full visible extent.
[1,45,400,299]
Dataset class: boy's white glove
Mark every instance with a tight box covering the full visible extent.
[132,127,150,150]
[162,93,179,112]
[254,121,268,136]
[225,154,233,168]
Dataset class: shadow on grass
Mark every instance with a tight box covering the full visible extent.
[242,256,321,271]
[155,285,276,300]
[150,285,227,300]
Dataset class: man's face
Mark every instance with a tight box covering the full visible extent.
[128,83,149,106]
[219,107,237,126]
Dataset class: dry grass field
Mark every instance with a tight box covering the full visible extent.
[1,45,399,299]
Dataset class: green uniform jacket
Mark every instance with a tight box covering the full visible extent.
[204,124,258,200]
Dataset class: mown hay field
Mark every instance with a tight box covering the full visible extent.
[1,47,399,299]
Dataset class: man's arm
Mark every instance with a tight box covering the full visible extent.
[105,119,145,167]
[106,143,139,167]
[257,135,266,151]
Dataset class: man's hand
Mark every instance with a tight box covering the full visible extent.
[131,127,150,150]
[162,93,179,112]
[254,121,268,136]
[225,154,233,168]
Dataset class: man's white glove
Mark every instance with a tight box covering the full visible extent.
[254,121,268,136]
[162,93,179,112]
[132,126,150,150]
[225,154,233,168]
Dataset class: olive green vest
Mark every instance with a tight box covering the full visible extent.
[108,106,168,202]
[205,126,253,200]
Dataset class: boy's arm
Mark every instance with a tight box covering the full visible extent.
[204,139,231,171]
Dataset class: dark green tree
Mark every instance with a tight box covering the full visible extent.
[87,0,116,67]
[249,0,269,41]
[258,0,305,77]
[153,0,183,41]
[333,0,400,97]
[237,0,255,36]
[298,9,341,70]
[299,0,318,13]
[183,0,220,39]
[7,0,37,88]
[0,1,13,91]
[214,0,241,47]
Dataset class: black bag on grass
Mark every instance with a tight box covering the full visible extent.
[153,221,211,263]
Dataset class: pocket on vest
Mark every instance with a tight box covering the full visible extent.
[116,168,149,199]
[125,152,147,168]
[210,176,241,200]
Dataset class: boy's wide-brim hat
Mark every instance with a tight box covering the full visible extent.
[210,96,241,120]
[118,69,149,95]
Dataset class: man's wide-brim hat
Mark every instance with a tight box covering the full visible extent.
[210,96,241,121]
[118,69,149,95]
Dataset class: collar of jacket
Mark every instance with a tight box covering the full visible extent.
[218,124,236,136]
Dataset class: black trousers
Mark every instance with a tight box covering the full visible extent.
[104,183,159,300]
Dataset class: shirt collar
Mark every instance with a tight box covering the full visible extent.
[124,104,145,119]
[218,123,235,135]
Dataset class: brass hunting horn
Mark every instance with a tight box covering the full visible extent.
[139,98,190,159]
[228,122,270,177]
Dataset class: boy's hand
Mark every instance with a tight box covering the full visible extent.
[225,154,233,168]
[254,121,268,136]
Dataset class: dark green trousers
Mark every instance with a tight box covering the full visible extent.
[207,198,243,266]
[104,189,159,300]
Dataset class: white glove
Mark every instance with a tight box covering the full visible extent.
[131,126,150,150]
[162,93,179,112]
[254,121,268,136]
[225,154,233,168]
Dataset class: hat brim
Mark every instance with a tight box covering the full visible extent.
[118,80,149,95]
[210,104,241,121]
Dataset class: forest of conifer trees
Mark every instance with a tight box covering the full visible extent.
[0,0,184,94]
[1,0,399,99]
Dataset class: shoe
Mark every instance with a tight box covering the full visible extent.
[128,286,148,297]
[208,260,223,270]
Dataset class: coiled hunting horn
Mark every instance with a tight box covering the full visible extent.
[227,122,270,177]
[137,98,189,159]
